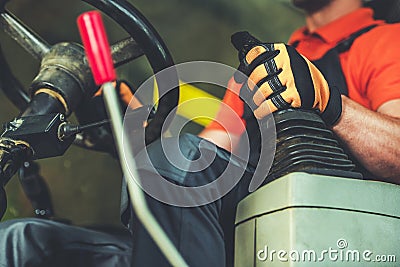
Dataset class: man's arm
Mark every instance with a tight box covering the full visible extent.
[333,97,400,184]
[198,77,246,153]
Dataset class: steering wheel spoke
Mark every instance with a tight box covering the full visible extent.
[0,10,50,61]
[111,37,144,67]
[0,40,29,109]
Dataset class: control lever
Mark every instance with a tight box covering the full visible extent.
[59,104,155,139]
[77,11,188,267]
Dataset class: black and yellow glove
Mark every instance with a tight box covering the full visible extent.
[231,31,342,125]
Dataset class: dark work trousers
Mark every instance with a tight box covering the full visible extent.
[0,134,257,267]
[130,134,256,266]
[0,218,132,267]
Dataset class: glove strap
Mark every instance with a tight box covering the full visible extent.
[321,85,342,126]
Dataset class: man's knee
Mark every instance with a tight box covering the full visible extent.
[135,133,228,185]
[1,218,48,238]
[0,218,62,253]
[0,218,58,267]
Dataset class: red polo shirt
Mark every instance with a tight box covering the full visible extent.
[289,7,400,111]
[207,8,400,135]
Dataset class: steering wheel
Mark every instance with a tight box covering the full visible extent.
[0,0,179,146]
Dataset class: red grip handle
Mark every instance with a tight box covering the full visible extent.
[77,11,116,85]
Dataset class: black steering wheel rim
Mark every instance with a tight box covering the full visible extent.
[0,0,179,145]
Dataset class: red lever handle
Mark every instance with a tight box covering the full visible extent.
[77,11,116,85]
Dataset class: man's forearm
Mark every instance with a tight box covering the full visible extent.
[333,96,400,184]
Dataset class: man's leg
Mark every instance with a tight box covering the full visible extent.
[0,218,132,267]
[131,134,255,266]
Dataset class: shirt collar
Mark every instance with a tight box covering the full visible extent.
[289,7,385,45]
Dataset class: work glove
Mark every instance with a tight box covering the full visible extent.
[231,31,342,125]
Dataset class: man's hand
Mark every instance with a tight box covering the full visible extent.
[74,80,145,155]
[231,31,342,125]
[94,80,143,110]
